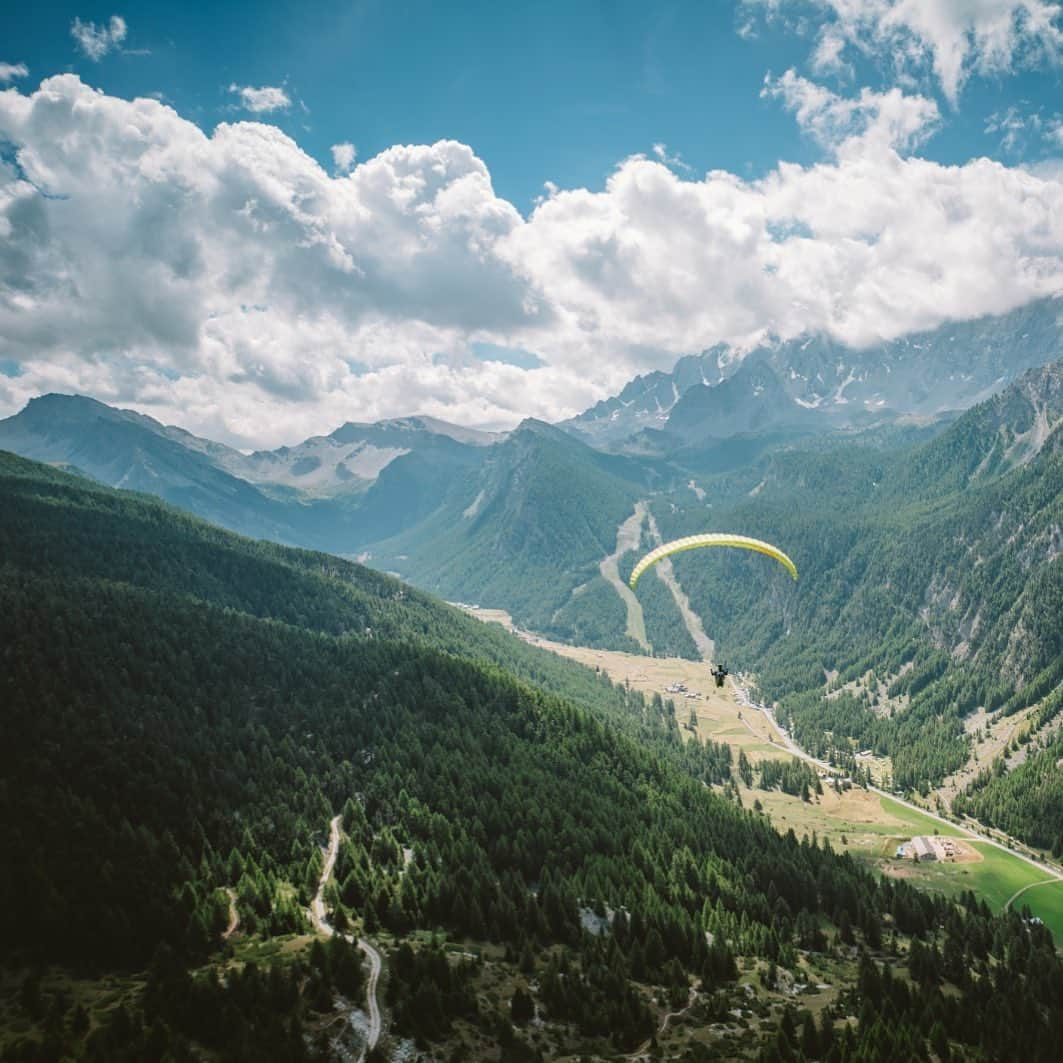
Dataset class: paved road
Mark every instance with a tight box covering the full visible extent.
[730,678,1063,889]
[312,814,383,1059]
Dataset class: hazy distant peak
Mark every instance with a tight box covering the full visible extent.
[511,417,573,442]
[329,415,504,447]
[24,393,138,422]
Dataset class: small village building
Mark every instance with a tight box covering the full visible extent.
[912,836,937,861]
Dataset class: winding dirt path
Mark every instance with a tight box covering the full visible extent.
[312,814,383,1060]
[657,986,698,1035]
[223,887,240,939]
[1005,878,1060,913]
[623,986,699,1059]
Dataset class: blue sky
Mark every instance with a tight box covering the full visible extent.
[2,2,1063,445]
[6,1,1062,209]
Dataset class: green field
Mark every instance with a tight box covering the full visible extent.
[897,843,1063,943]
[901,843,1044,909]
[742,786,1063,945]
[869,800,1063,943]
[1015,881,1063,942]
[876,796,965,837]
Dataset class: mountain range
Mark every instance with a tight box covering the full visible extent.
[0,394,503,555]
[7,447,1063,1060]
[3,300,1062,783]
[564,296,1063,452]
[1,298,1060,688]
[3,298,1059,567]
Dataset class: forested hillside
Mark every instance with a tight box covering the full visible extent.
[5,451,1063,1060]
[655,363,1063,796]
[952,689,1063,854]
[373,420,656,629]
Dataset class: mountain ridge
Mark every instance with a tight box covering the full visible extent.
[565,297,1063,451]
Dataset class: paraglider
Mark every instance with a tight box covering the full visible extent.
[628,533,798,589]
[710,663,729,689]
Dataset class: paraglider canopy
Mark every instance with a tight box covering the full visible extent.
[629,533,798,588]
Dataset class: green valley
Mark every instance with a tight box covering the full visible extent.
[5,452,1063,1061]
[5,17,1063,1061]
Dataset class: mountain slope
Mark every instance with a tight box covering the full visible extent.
[885,359,1063,499]
[952,689,1063,854]
[0,393,344,549]
[0,449,638,714]
[217,415,502,496]
[661,359,819,445]
[0,394,494,556]
[371,419,652,630]
[651,361,1063,793]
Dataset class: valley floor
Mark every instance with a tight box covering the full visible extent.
[460,606,1063,944]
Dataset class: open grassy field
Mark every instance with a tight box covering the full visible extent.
[750,788,1063,943]
[742,787,960,856]
[876,796,965,837]
[461,607,791,762]
[890,845,1063,936]
[1014,880,1063,940]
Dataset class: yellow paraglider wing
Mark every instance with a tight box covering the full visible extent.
[629,533,798,589]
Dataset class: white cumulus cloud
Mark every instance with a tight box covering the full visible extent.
[331,141,356,174]
[70,15,127,62]
[763,70,941,153]
[1,75,1063,447]
[0,62,29,82]
[744,0,1063,103]
[229,83,291,113]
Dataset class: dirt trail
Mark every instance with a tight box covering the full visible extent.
[312,814,383,1060]
[624,987,699,1059]
[223,888,240,939]
[600,503,650,650]
[1006,878,1060,913]
[644,509,715,660]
